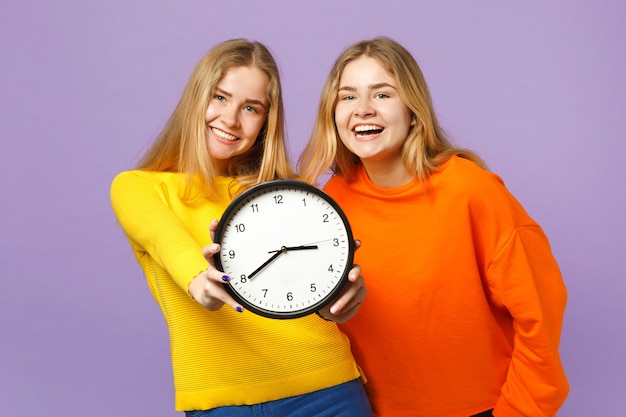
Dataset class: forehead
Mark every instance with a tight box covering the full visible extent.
[339,56,395,86]
[218,66,269,101]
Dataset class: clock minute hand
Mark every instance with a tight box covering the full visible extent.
[269,245,319,253]
[283,245,319,251]
[248,246,287,280]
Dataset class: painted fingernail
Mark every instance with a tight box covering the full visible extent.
[236,306,243,313]
[222,275,230,282]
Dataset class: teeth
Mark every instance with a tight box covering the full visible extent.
[354,124,383,132]
[212,128,238,141]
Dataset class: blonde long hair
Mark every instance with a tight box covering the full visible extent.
[137,39,294,196]
[298,37,486,185]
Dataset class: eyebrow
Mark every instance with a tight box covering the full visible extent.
[215,87,267,109]
[338,82,397,92]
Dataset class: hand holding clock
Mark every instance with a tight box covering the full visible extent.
[189,218,365,321]
[315,239,367,324]
[248,239,365,323]
[187,219,244,313]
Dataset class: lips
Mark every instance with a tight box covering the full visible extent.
[354,124,384,137]
[211,127,239,141]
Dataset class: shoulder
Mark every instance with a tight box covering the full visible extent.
[111,170,182,192]
[438,156,504,189]
[112,169,172,184]
[435,156,508,202]
[438,156,537,228]
[323,175,347,192]
[110,170,189,210]
[323,174,355,201]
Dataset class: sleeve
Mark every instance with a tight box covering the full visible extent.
[487,225,569,417]
[110,171,209,293]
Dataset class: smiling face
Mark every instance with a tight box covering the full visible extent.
[334,56,415,185]
[205,66,269,174]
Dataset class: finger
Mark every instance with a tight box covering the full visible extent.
[332,304,363,323]
[347,264,361,282]
[329,281,360,315]
[206,286,244,313]
[202,242,220,261]
[331,275,366,314]
[320,298,363,324]
[330,286,367,323]
[209,219,219,242]
[221,294,244,313]
[338,284,367,314]
[354,239,361,251]
[199,273,243,313]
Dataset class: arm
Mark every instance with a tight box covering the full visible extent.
[488,226,569,416]
[110,171,242,311]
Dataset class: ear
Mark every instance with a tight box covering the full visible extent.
[410,114,417,126]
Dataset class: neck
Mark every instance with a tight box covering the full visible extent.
[361,160,414,188]
[213,159,229,177]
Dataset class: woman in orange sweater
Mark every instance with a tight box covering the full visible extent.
[299,37,569,417]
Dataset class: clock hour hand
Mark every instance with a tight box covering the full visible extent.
[248,246,287,280]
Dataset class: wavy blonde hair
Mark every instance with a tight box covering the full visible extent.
[137,39,294,197]
[298,37,486,185]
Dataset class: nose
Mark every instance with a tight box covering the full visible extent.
[355,97,374,117]
[221,105,241,128]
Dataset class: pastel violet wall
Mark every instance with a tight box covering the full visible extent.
[1,1,624,415]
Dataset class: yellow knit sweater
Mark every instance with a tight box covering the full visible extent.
[110,170,361,411]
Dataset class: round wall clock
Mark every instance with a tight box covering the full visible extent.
[213,179,355,319]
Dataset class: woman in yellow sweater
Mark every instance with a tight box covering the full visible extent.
[110,39,372,416]
[299,37,569,417]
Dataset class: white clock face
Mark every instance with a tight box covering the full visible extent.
[214,180,354,319]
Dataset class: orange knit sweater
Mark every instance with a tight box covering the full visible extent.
[326,157,568,417]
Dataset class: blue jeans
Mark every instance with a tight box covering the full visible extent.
[185,378,372,417]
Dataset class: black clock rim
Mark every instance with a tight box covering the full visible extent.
[213,179,355,320]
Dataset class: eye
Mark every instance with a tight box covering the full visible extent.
[340,95,356,101]
[243,105,258,113]
[214,95,226,102]
[375,93,389,99]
